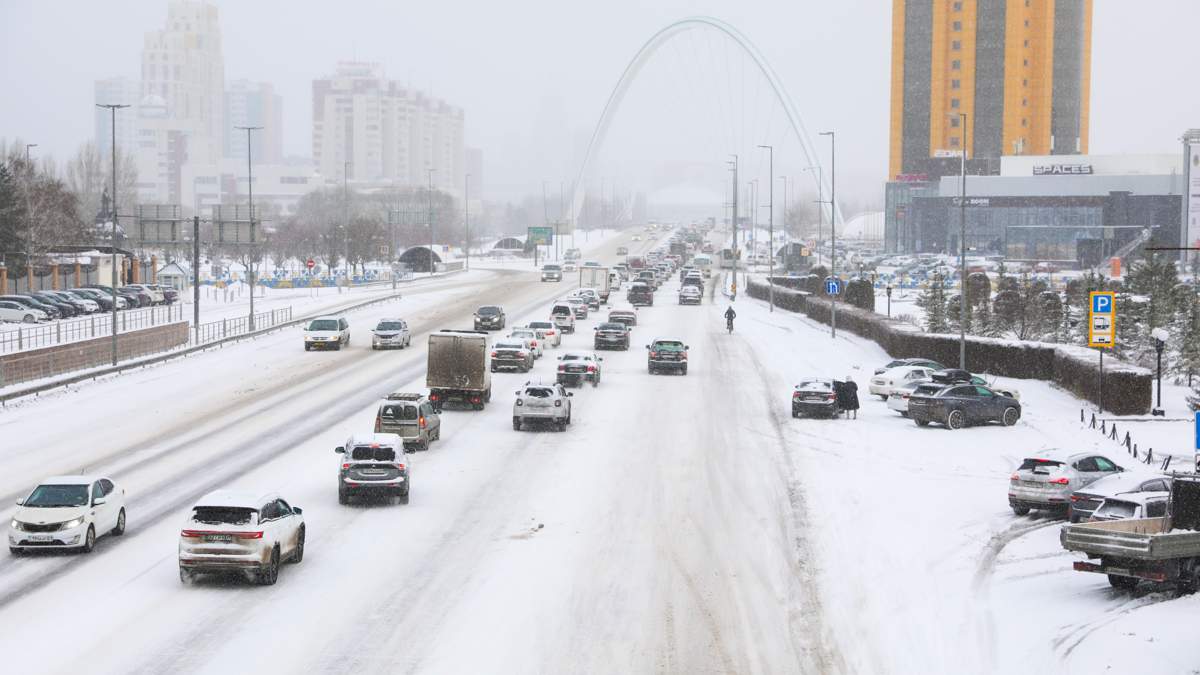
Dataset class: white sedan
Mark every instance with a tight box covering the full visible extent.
[9,475,127,554]
[179,490,305,585]
[508,327,544,357]
[868,365,935,399]
[0,300,48,323]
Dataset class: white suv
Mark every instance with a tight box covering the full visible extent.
[551,304,576,334]
[304,315,350,351]
[179,490,305,585]
[513,382,573,431]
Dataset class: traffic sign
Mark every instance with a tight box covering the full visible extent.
[1088,291,1116,348]
[527,226,554,246]
[306,258,315,270]
[825,279,841,295]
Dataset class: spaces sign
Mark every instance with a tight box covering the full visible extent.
[1033,164,1094,176]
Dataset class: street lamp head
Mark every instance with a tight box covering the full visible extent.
[1151,327,1170,344]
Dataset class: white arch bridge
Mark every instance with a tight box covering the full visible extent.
[571,16,845,229]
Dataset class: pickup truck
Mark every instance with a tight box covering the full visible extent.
[1061,473,1200,590]
[426,330,492,411]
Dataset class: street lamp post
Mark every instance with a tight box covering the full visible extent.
[758,145,774,312]
[804,165,823,267]
[96,104,129,366]
[235,125,262,330]
[957,112,968,370]
[727,154,738,301]
[819,131,837,339]
[343,161,351,282]
[428,169,436,276]
[1152,327,1169,416]
[464,173,471,272]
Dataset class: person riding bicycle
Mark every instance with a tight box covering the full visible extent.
[724,306,736,332]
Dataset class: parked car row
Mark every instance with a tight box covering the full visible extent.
[0,283,179,326]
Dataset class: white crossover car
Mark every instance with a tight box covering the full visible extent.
[9,475,127,554]
[178,490,305,585]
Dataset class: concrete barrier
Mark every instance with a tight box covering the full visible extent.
[0,322,189,388]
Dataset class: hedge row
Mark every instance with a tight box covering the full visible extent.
[747,279,1152,415]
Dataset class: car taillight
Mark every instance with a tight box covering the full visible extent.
[650,351,659,358]
[430,393,439,401]
[531,340,538,347]
[491,351,497,358]
[516,399,523,406]
[1049,477,1070,485]
[519,351,528,358]
[235,532,264,540]
[471,396,481,403]
[587,365,596,372]
[419,416,427,429]
[558,365,566,371]
[827,393,836,400]
[681,353,688,360]
[180,530,203,538]
[554,400,562,407]
[901,394,910,399]
[342,463,351,470]
[1010,473,1019,481]
[374,418,381,432]
[1070,494,1081,502]
[792,392,801,400]
[395,463,406,471]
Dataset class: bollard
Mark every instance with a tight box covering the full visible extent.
[1100,420,1106,435]
[90,314,95,338]
[1132,444,1138,459]
[1109,425,1117,441]
[1090,413,1097,429]
[1124,432,1131,450]
[1163,457,1172,471]
[17,327,21,351]
[1080,408,1084,423]
[56,322,61,343]
[222,318,227,338]
[1146,449,1153,464]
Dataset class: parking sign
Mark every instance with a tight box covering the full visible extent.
[1088,291,1116,348]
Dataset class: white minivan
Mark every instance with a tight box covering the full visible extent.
[550,303,576,334]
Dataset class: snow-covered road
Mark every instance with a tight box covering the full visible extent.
[0,228,1193,674]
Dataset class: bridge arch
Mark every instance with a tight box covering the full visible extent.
[570,16,843,228]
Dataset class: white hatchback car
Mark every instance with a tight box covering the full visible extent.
[0,300,48,323]
[526,321,561,347]
[508,327,544,357]
[869,365,935,399]
[179,490,305,585]
[9,476,127,554]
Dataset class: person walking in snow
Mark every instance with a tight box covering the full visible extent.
[842,375,860,419]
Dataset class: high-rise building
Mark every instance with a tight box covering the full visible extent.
[94,77,141,158]
[888,0,1093,180]
[312,62,465,191]
[224,80,283,163]
[137,0,225,205]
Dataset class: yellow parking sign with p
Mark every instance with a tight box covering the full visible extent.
[1088,291,1115,348]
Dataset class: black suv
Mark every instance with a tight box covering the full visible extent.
[473,305,506,331]
[647,338,689,375]
[627,282,654,307]
[908,383,1021,430]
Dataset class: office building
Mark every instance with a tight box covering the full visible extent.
[888,0,1093,180]
[224,80,283,163]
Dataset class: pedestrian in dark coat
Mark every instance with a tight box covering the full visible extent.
[832,380,848,416]
[842,375,860,419]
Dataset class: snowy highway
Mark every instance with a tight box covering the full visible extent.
[0,229,1195,674]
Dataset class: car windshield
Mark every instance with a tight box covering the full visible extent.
[380,404,418,421]
[496,341,524,349]
[552,307,571,315]
[1018,458,1064,472]
[308,319,339,331]
[543,265,561,271]
[524,387,554,398]
[191,506,255,525]
[529,322,552,329]
[351,446,396,461]
[798,380,832,390]
[477,306,500,315]
[24,484,90,507]
[376,322,404,331]
[562,354,591,362]
[598,323,624,331]
[654,342,685,352]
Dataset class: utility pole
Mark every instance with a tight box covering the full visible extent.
[192,215,200,344]
[820,131,837,339]
[464,173,471,271]
[558,181,564,261]
[22,144,37,293]
[343,161,350,281]
[759,145,774,312]
[542,180,550,263]
[957,112,969,370]
[728,154,739,301]
[236,125,261,330]
[428,168,436,276]
[805,165,823,267]
[96,104,129,366]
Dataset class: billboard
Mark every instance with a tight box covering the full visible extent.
[527,226,554,246]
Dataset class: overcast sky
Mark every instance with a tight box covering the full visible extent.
[2,0,1197,207]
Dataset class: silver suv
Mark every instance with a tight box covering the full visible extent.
[1008,449,1124,516]
[513,382,573,431]
[374,393,441,451]
[335,434,410,505]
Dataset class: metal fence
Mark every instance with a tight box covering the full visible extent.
[0,303,186,355]
[192,307,293,345]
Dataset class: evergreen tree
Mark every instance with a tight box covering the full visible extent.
[919,273,949,333]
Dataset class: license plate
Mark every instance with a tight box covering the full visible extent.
[1107,567,1130,577]
[29,534,51,542]
[205,534,233,543]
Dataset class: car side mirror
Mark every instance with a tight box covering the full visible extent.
[293,507,303,515]
[514,390,521,395]
[334,446,345,454]
[93,498,107,507]
[15,498,24,506]
[567,392,573,397]
[645,344,650,349]
[684,345,690,350]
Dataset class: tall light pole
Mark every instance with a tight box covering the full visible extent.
[96,104,129,366]
[820,131,837,339]
[427,168,436,276]
[727,154,739,301]
[957,112,968,369]
[758,145,774,312]
[22,144,37,293]
[343,161,351,279]
[542,180,550,264]
[235,125,261,330]
[464,173,471,271]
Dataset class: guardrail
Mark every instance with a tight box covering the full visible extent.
[0,304,186,355]
[192,307,293,345]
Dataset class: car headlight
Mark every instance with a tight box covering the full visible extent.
[61,516,86,529]
[11,519,22,531]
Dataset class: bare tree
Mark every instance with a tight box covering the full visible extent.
[65,141,138,225]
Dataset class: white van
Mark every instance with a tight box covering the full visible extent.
[692,254,713,278]
[550,303,576,334]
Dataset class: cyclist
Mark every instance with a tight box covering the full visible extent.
[724,306,736,334]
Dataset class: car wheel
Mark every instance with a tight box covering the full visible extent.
[113,508,126,536]
[304,344,311,351]
[914,418,929,427]
[1010,504,1031,516]
[80,525,96,553]
[946,410,965,430]
[9,547,21,556]
[791,410,799,418]
[1107,574,1138,591]
[291,528,305,564]
[681,365,688,375]
[179,567,192,584]
[338,486,349,505]
[877,394,888,401]
[23,314,34,323]
[513,417,522,431]
[490,365,497,373]
[899,411,909,418]
[1002,407,1020,426]
[398,489,410,505]
[258,547,280,586]
[557,420,567,432]
[334,343,342,351]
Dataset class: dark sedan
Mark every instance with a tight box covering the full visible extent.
[908,383,1021,430]
[68,288,116,311]
[593,322,630,350]
[791,379,839,418]
[29,292,78,318]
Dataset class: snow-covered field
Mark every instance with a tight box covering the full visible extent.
[0,227,1195,674]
